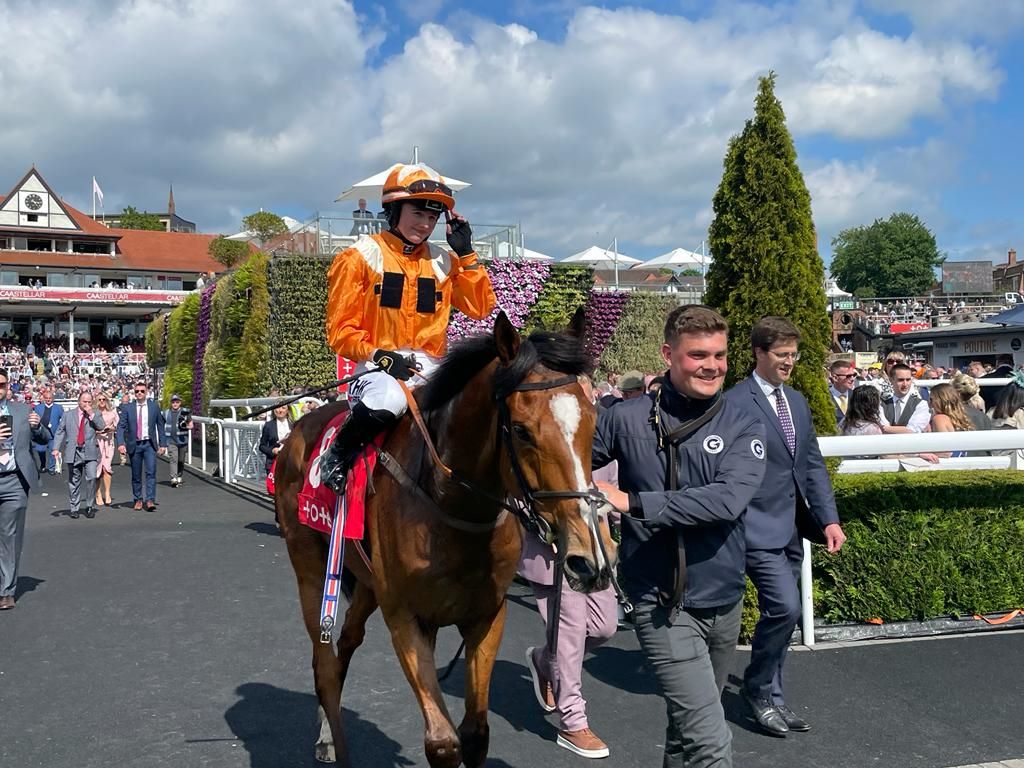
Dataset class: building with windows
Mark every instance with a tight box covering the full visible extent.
[0,167,230,348]
[93,185,196,233]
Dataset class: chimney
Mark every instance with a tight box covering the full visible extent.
[1009,248,1017,266]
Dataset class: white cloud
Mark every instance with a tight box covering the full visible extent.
[866,0,1024,42]
[806,159,918,235]
[0,0,1011,257]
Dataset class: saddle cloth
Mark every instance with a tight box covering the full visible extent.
[297,410,381,539]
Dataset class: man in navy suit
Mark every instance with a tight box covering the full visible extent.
[116,381,167,511]
[724,316,846,737]
[827,360,856,427]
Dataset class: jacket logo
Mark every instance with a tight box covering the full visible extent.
[750,439,765,460]
[702,435,724,454]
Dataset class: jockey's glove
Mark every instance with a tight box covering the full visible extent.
[446,217,474,257]
[372,349,417,381]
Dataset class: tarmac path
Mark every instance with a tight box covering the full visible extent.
[1,462,1021,768]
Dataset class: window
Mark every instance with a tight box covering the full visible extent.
[46,273,66,287]
[0,271,18,285]
[73,241,111,255]
[27,239,51,251]
[26,214,38,223]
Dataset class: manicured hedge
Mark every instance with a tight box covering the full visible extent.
[739,470,1024,640]
[266,254,337,392]
[598,293,679,377]
[523,264,593,333]
[145,313,167,367]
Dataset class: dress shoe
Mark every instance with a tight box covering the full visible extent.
[133,500,143,511]
[69,509,80,519]
[145,502,157,512]
[777,705,811,732]
[525,646,556,713]
[0,595,15,610]
[84,507,96,519]
[741,689,789,737]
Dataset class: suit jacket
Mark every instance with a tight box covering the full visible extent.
[54,407,108,464]
[32,401,65,453]
[258,418,291,473]
[829,386,847,426]
[116,399,167,453]
[1,400,51,492]
[724,376,839,548]
[981,365,1015,410]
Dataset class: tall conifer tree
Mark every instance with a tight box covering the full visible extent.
[705,72,835,433]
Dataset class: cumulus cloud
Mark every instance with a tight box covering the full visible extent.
[0,0,1011,258]
[866,0,1024,42]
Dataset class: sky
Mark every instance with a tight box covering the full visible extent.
[2,0,1024,268]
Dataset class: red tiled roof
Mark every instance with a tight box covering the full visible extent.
[0,199,243,274]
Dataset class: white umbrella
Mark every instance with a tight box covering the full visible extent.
[334,163,471,203]
[561,245,641,266]
[494,242,554,261]
[640,247,705,270]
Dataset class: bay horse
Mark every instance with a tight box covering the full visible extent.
[275,311,618,768]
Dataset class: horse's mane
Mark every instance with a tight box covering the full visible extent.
[417,328,594,414]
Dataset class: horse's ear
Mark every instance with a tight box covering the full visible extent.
[567,306,586,339]
[494,311,521,363]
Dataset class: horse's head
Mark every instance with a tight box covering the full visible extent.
[492,310,618,594]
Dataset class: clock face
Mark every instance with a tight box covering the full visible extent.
[24,193,43,211]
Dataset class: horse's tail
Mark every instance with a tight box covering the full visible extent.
[339,566,358,602]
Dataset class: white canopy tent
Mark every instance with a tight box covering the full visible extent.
[639,247,706,270]
[334,163,472,203]
[561,245,641,267]
[494,242,554,261]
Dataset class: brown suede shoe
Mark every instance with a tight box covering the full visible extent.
[557,728,609,759]
[133,500,143,511]
[525,646,556,713]
[0,595,15,610]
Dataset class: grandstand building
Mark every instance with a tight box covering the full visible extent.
[0,167,226,349]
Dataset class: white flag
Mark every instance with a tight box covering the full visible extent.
[92,176,104,206]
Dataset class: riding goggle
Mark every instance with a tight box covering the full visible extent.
[406,179,453,197]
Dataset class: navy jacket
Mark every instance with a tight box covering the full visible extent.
[116,400,167,453]
[593,379,766,608]
[724,376,838,550]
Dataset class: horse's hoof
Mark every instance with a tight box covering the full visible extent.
[315,740,336,763]
[425,739,462,768]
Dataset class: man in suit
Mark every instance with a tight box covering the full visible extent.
[827,360,857,426]
[116,381,166,511]
[33,387,65,474]
[724,316,846,737]
[880,363,930,434]
[349,198,375,236]
[0,367,52,610]
[52,390,107,519]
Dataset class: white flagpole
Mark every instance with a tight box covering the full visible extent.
[613,237,620,290]
[92,177,96,219]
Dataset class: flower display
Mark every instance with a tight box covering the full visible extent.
[448,259,551,341]
[192,283,216,415]
[583,290,629,360]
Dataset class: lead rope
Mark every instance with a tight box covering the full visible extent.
[545,530,567,679]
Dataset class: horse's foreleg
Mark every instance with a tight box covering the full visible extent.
[387,613,462,768]
[457,600,508,768]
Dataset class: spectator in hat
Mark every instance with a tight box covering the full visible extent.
[617,370,647,400]
[163,394,192,488]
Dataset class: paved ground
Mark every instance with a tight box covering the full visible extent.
[2,462,1022,768]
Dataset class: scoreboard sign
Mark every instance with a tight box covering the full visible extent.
[941,261,993,294]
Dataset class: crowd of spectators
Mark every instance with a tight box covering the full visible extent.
[855,297,1014,334]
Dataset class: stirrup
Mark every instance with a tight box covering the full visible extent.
[321,453,348,495]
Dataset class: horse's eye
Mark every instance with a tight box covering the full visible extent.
[511,423,533,443]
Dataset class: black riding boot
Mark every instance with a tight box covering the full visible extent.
[320,402,396,495]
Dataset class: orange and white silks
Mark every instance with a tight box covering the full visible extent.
[326,230,496,363]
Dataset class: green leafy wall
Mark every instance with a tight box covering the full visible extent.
[266,255,336,391]
[597,293,679,377]
[162,292,200,407]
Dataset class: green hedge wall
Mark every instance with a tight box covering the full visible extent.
[597,293,680,377]
[524,264,593,333]
[267,254,336,391]
[202,253,271,411]
[162,292,200,408]
[738,470,1024,641]
[145,313,168,367]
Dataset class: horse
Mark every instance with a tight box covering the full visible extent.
[274,310,618,768]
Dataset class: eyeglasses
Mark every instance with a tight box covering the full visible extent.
[834,373,857,380]
[769,351,801,362]
[406,179,453,197]
[885,358,902,365]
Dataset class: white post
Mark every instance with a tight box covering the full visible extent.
[68,310,74,357]
[800,538,815,646]
[613,237,620,290]
[413,145,420,164]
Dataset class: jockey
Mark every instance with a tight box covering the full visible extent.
[319,163,497,494]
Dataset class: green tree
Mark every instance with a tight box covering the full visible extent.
[242,210,288,247]
[830,212,944,297]
[704,72,835,435]
[207,236,250,269]
[117,206,164,231]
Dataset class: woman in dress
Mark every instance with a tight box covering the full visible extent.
[94,390,119,506]
[840,385,884,436]
[927,383,974,457]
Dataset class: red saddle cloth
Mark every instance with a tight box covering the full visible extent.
[297,410,381,539]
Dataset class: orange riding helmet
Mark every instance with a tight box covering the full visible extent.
[381,163,455,213]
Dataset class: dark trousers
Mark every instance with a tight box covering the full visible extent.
[632,599,742,768]
[0,472,28,598]
[130,441,158,502]
[743,544,803,704]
